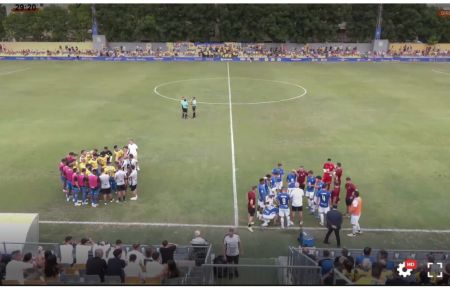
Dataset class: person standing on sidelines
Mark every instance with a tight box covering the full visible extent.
[289,186,304,226]
[114,166,127,202]
[128,165,138,201]
[323,204,343,248]
[181,97,189,119]
[223,228,242,279]
[247,186,256,232]
[191,97,197,118]
[99,169,112,205]
[348,190,363,237]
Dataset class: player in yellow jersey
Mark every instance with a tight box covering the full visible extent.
[97,154,108,168]
[88,154,99,175]
[113,145,124,163]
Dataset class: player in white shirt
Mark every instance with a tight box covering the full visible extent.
[128,139,138,159]
[129,154,139,171]
[128,165,138,201]
[289,187,304,226]
[99,170,112,205]
[114,168,127,202]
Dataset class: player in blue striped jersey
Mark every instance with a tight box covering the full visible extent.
[261,202,279,227]
[286,170,298,195]
[314,176,324,219]
[317,183,331,226]
[276,187,291,229]
[257,178,268,219]
[305,171,316,213]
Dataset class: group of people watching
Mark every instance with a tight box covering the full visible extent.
[2,42,449,59]
[307,247,450,285]
[0,231,210,285]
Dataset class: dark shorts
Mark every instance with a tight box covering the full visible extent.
[345,197,353,206]
[117,184,126,191]
[101,188,111,195]
[291,206,303,212]
[130,184,137,191]
[248,207,256,215]
[299,183,305,190]
[192,106,196,111]
[182,108,188,113]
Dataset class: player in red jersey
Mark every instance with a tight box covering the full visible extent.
[335,162,343,184]
[331,178,341,206]
[344,177,357,216]
[247,186,257,233]
[296,165,308,190]
[59,158,67,193]
[322,158,335,190]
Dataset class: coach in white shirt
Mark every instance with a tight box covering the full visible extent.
[289,186,304,226]
[5,251,34,284]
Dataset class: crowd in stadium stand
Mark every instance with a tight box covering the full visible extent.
[1,42,449,58]
[305,247,450,286]
[0,232,210,285]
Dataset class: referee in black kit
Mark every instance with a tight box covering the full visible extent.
[323,204,343,248]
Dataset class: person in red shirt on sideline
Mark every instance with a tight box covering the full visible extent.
[331,178,341,206]
[344,177,357,216]
[247,186,257,233]
[322,158,335,190]
[296,166,308,190]
[335,162,343,184]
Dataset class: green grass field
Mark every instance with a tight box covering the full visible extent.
[0,61,449,257]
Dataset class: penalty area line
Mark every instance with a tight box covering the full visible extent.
[431,69,450,76]
[0,67,31,76]
[38,221,450,233]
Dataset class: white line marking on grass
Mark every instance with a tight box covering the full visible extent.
[432,69,450,76]
[38,220,450,233]
[153,77,308,105]
[227,62,239,227]
[0,67,31,76]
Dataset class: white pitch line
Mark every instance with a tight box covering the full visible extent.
[38,220,450,233]
[0,67,31,76]
[432,69,450,76]
[227,62,239,227]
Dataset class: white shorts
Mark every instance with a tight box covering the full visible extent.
[319,207,330,214]
[350,215,360,225]
[278,208,290,217]
[275,181,283,190]
[270,188,277,195]
[306,190,314,199]
[258,201,265,208]
[263,213,276,220]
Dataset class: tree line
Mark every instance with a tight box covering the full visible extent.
[0,4,448,43]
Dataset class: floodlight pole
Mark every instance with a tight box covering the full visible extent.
[374,4,383,40]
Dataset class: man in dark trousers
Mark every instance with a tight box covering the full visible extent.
[323,204,343,247]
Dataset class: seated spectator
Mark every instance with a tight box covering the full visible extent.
[5,250,34,284]
[334,248,354,267]
[34,246,46,269]
[75,238,93,264]
[190,230,208,245]
[144,247,153,266]
[356,247,376,266]
[354,258,372,283]
[44,254,61,281]
[375,249,395,270]
[127,244,145,267]
[124,254,143,280]
[437,262,450,285]
[107,249,126,283]
[318,250,334,285]
[357,265,384,285]
[162,260,180,280]
[60,236,75,264]
[107,239,126,261]
[93,241,111,261]
[86,248,108,282]
[159,240,177,264]
[145,252,164,279]
[385,264,410,286]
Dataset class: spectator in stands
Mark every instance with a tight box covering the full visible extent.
[162,260,180,280]
[356,265,384,285]
[34,246,46,269]
[334,248,354,267]
[375,249,395,270]
[124,254,143,281]
[301,247,316,261]
[341,258,355,281]
[44,254,61,281]
[60,236,75,264]
[159,240,177,264]
[93,241,111,261]
[318,250,334,285]
[385,264,409,286]
[86,248,108,283]
[107,239,126,261]
[437,263,450,285]
[144,247,153,265]
[127,243,145,267]
[107,249,126,283]
[354,258,372,283]
[146,252,165,279]
[356,247,375,266]
[323,204,342,247]
[190,230,208,245]
[4,250,34,284]
[76,238,93,264]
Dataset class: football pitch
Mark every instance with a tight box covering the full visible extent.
[0,60,449,257]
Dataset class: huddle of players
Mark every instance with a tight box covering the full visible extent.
[252,159,347,230]
[58,140,139,208]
